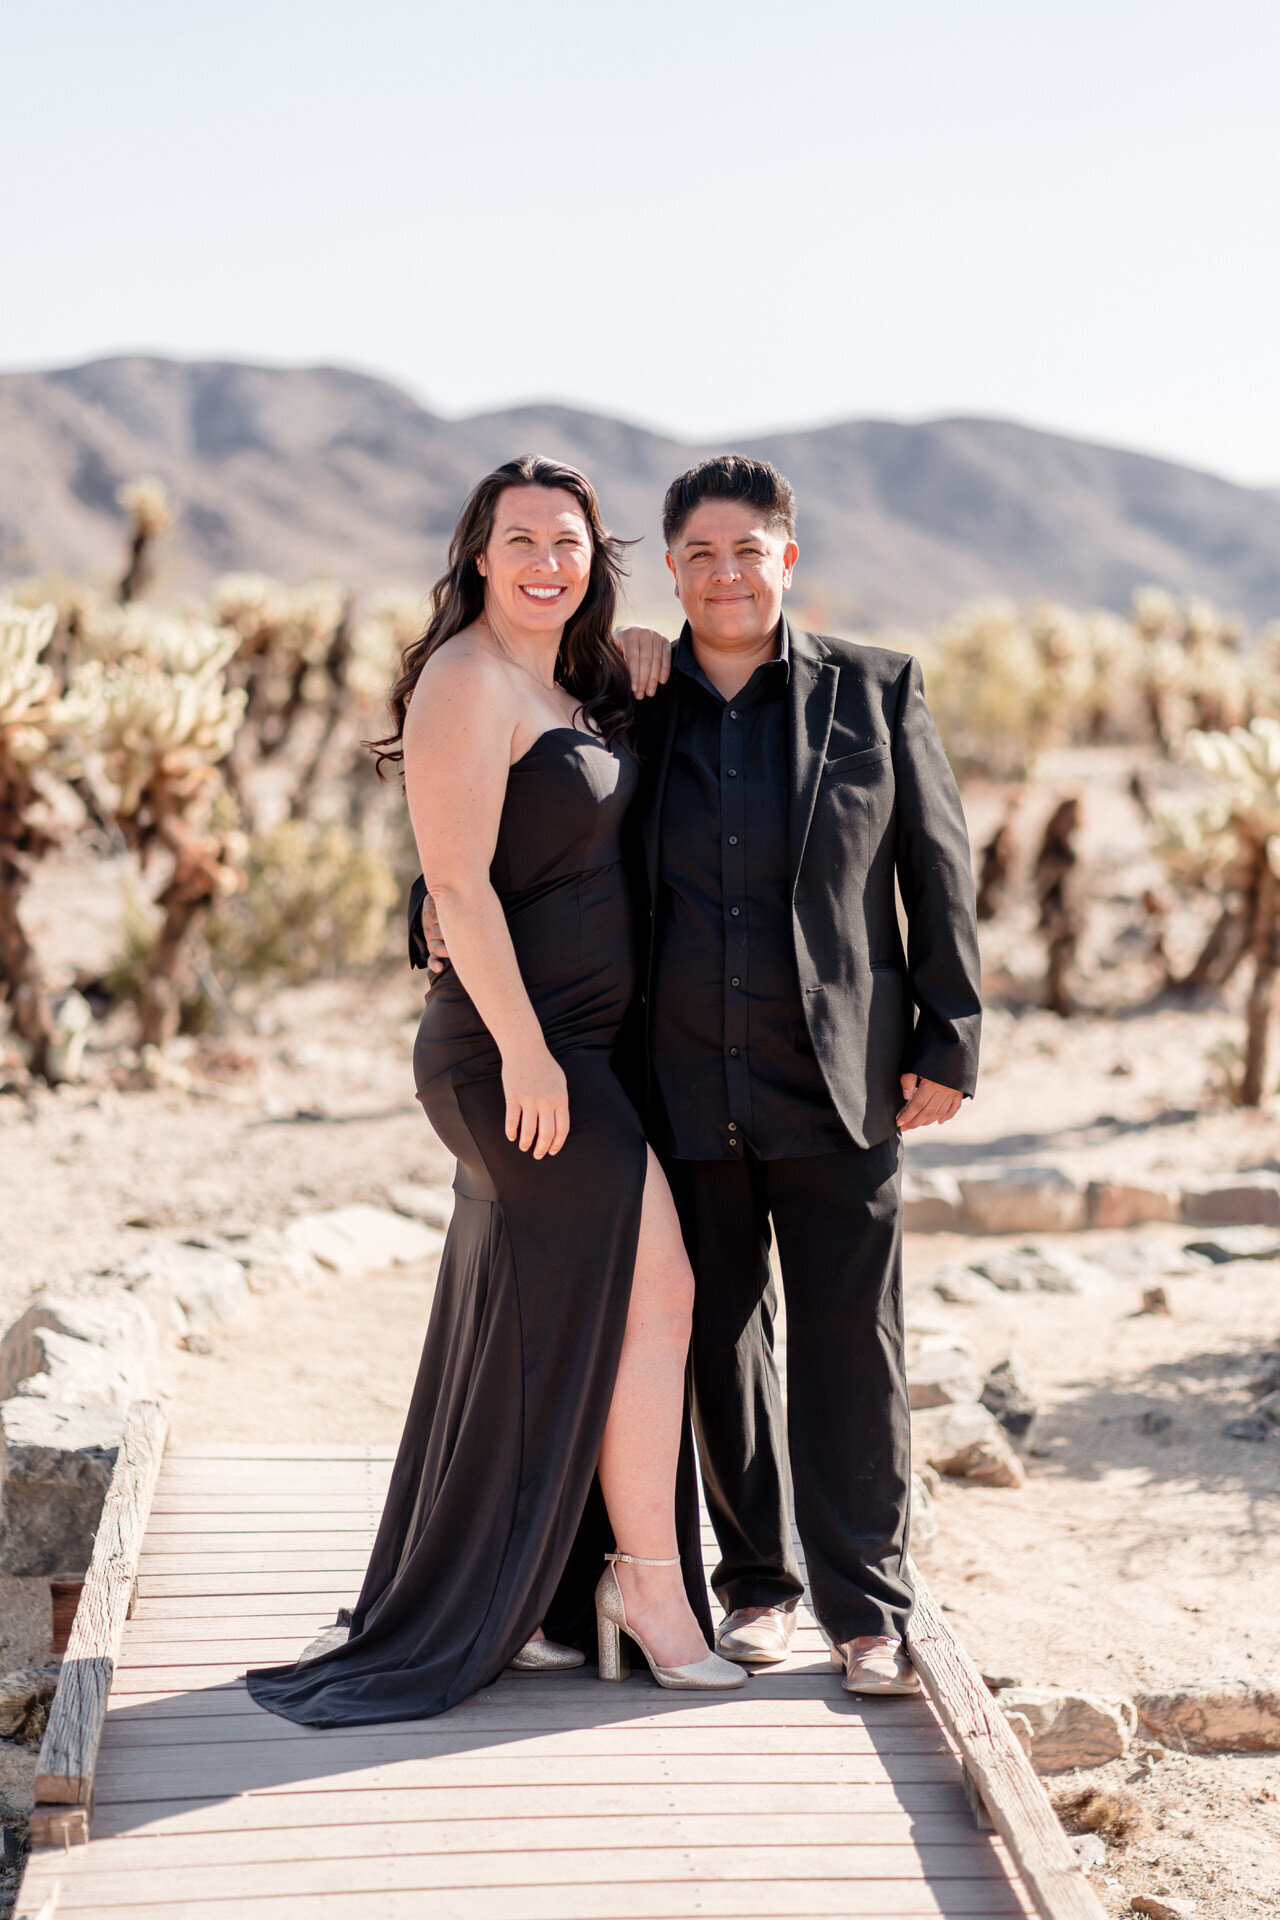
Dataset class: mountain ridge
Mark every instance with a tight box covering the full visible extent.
[4,355,1279,628]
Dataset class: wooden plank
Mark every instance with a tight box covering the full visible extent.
[20,1810,992,1870]
[148,1494,382,1514]
[14,1877,1030,1917]
[164,1444,396,1460]
[145,1514,379,1534]
[31,1400,168,1816]
[84,1779,974,1831]
[136,1553,373,1575]
[141,1528,376,1552]
[138,1570,363,1597]
[907,1567,1104,1920]
[9,1844,1017,1902]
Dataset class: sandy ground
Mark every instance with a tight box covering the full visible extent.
[3,747,1280,1914]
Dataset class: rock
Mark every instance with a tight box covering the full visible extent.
[908,1471,938,1555]
[283,1205,445,1277]
[929,1265,1002,1305]
[1090,1240,1210,1279]
[1070,1832,1107,1869]
[0,1291,158,1407]
[1138,1408,1172,1434]
[972,1244,1114,1295]
[387,1182,455,1229]
[1088,1182,1180,1229]
[907,1350,982,1410]
[298,1621,350,1662]
[1183,1224,1280,1264]
[1224,1415,1271,1442]
[1180,1173,1280,1227]
[1257,1390,1280,1425]
[0,1399,123,1576]
[1139,1286,1171,1315]
[116,1240,252,1331]
[994,1686,1136,1771]
[982,1670,1022,1692]
[0,1737,36,1814]
[915,1331,977,1361]
[959,1168,1086,1234]
[199,1228,320,1294]
[1131,1897,1199,1919]
[980,1357,1037,1440]
[911,1403,1026,1487]
[902,1169,964,1233]
[0,1665,59,1739]
[1134,1679,1280,1751]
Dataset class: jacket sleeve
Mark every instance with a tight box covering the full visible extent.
[407,873,429,970]
[891,655,982,1095]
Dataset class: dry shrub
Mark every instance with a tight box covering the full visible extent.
[1054,1784,1146,1842]
[205,819,398,984]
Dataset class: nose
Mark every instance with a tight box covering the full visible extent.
[527,542,559,573]
[709,553,740,585]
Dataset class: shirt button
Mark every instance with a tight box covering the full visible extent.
[730,976,741,987]
[726,768,738,778]
[728,835,738,846]
[727,1122,737,1132]
[729,709,738,719]
[730,906,740,916]
[729,1047,739,1057]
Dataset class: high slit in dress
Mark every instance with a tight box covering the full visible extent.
[246,727,711,1728]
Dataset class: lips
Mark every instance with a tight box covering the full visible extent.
[520,585,567,601]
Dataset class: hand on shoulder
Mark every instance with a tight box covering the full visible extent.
[614,627,673,699]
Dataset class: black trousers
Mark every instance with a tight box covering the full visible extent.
[664,1134,913,1643]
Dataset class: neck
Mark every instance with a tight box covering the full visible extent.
[482,607,562,689]
[688,619,781,699]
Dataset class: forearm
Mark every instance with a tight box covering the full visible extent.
[429,878,545,1061]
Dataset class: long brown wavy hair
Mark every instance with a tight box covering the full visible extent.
[372,455,633,773]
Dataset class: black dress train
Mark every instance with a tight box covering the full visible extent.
[246,728,711,1727]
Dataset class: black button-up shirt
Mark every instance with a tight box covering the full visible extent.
[649,626,851,1161]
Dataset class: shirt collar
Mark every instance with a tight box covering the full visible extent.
[673,618,791,697]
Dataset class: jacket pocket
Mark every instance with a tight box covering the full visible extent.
[824,741,892,775]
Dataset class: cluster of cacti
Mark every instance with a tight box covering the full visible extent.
[913,589,1274,778]
[1155,719,1280,1103]
[0,602,76,1076]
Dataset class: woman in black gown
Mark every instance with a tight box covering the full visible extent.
[247,458,743,1726]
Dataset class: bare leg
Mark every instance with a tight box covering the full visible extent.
[597,1148,709,1668]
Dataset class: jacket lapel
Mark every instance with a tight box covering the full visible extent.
[787,623,838,892]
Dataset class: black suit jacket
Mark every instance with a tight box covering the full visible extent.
[621,621,981,1150]
[408,620,981,1152]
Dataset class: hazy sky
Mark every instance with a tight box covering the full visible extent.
[4,1,1277,483]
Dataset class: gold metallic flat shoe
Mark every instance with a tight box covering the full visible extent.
[596,1552,746,1691]
[508,1636,586,1672]
[715,1605,797,1665]
[830,1633,921,1695]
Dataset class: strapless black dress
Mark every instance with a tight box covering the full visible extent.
[247,729,710,1727]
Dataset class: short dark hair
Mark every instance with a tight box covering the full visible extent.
[661,454,797,548]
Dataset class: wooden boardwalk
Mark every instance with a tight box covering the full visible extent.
[21,1442,1039,1920]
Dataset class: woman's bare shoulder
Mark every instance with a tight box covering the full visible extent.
[407,631,518,723]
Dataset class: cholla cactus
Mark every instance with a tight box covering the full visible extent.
[0,602,88,1076]
[1159,720,1280,1102]
[212,577,350,818]
[73,649,248,1048]
[117,477,175,604]
[80,602,237,678]
[1132,588,1251,753]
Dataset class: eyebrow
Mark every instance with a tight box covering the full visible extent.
[501,522,585,535]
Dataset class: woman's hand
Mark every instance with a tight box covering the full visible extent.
[614,627,673,698]
[502,1045,570,1157]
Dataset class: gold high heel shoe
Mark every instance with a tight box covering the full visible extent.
[508,1635,585,1672]
[595,1552,746,1691]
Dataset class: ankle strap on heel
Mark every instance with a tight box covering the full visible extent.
[605,1551,681,1567]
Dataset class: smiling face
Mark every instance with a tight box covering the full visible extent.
[476,485,593,636]
[665,500,798,649]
